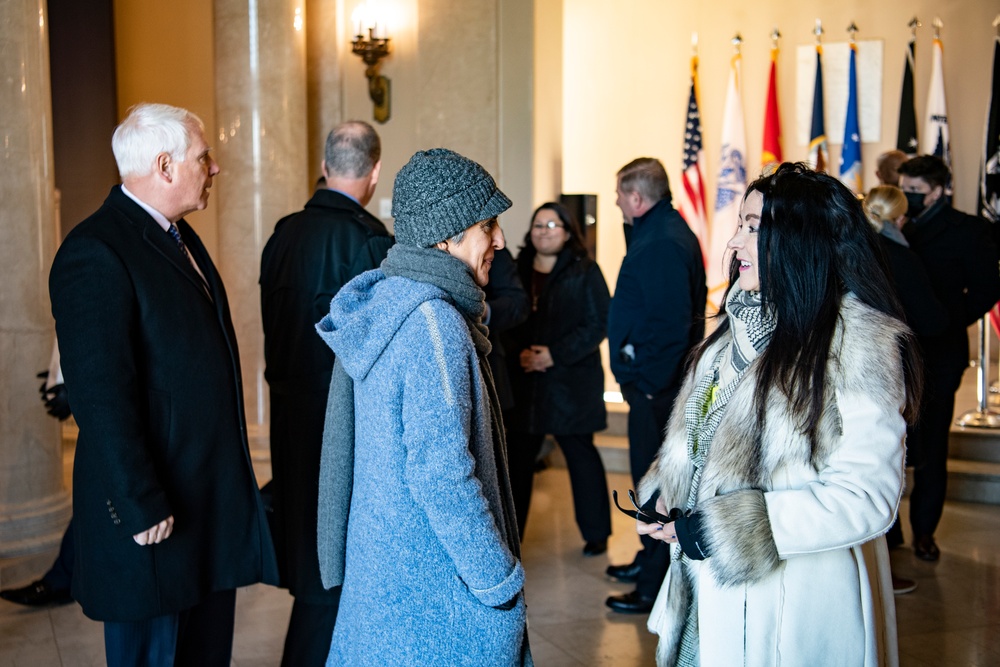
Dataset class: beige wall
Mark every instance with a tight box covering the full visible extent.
[559,0,1000,296]
[533,0,564,221]
[113,0,219,257]
[337,0,511,236]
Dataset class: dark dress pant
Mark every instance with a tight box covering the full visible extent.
[508,430,544,540]
[104,588,236,667]
[42,519,74,591]
[908,369,962,539]
[281,593,341,667]
[508,431,612,542]
[621,382,678,599]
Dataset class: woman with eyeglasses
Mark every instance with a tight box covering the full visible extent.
[633,164,922,666]
[506,202,612,556]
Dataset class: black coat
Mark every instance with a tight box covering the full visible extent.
[508,247,610,435]
[903,202,1000,385]
[607,199,707,396]
[484,247,530,412]
[259,189,392,602]
[49,186,278,622]
[878,234,948,338]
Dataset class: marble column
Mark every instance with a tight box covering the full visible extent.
[214,0,310,435]
[0,0,72,566]
[305,0,344,174]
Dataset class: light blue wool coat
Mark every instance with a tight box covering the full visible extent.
[316,268,531,666]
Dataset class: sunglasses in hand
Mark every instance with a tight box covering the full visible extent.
[612,489,682,525]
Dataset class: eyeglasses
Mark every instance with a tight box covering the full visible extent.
[612,489,681,525]
[531,220,564,231]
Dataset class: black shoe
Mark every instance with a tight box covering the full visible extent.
[583,540,607,557]
[914,535,940,562]
[0,580,72,607]
[605,561,641,583]
[605,590,655,614]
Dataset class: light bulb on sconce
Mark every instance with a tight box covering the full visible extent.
[351,1,392,123]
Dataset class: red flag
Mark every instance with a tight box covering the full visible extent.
[762,46,782,167]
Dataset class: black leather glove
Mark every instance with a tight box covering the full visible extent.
[37,370,71,420]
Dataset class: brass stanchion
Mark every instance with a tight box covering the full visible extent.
[956,317,1000,427]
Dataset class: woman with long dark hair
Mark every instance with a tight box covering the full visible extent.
[506,202,612,556]
[632,164,921,665]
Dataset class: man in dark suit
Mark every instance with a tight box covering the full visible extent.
[259,120,392,666]
[604,157,707,614]
[898,155,1000,561]
[49,103,278,667]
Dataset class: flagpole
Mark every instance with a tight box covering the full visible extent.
[840,22,862,193]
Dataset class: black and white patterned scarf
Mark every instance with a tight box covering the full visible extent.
[676,287,775,666]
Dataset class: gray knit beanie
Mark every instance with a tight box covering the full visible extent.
[391,148,512,247]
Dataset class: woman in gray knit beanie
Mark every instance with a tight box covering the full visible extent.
[316,149,532,665]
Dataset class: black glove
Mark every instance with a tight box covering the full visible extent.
[37,370,71,420]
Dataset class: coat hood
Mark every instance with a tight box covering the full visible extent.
[315,268,447,381]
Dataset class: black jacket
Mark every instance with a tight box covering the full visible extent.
[607,199,707,396]
[50,186,278,622]
[259,189,392,602]
[878,234,948,339]
[484,247,530,412]
[903,202,1000,383]
[508,246,610,435]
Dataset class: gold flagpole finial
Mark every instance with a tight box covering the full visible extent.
[992,15,1000,36]
[847,22,858,43]
[814,19,824,45]
[932,17,943,39]
[771,27,781,48]
[732,33,742,55]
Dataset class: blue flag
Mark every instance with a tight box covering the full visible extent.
[808,47,828,172]
[840,44,862,193]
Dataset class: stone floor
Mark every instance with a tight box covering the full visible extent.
[2,464,999,665]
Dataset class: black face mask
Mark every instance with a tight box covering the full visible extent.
[905,191,927,218]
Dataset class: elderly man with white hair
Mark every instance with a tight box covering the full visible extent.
[49,103,278,667]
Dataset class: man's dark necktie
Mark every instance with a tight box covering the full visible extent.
[167,223,190,260]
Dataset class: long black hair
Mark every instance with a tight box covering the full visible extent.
[694,163,922,444]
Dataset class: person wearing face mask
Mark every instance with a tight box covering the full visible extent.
[897,155,1000,562]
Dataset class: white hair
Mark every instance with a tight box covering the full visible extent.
[111,103,204,179]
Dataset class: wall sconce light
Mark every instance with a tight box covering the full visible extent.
[352,3,391,123]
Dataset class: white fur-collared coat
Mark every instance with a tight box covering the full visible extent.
[639,295,907,667]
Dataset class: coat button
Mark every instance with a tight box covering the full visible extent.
[113,518,121,525]
[106,500,112,506]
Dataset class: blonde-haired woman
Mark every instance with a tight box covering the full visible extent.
[863,185,946,340]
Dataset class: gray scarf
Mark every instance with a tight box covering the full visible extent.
[381,243,520,558]
[318,244,522,592]
[382,244,491,354]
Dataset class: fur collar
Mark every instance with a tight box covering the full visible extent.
[640,294,908,575]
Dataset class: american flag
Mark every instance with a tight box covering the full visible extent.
[678,55,708,264]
